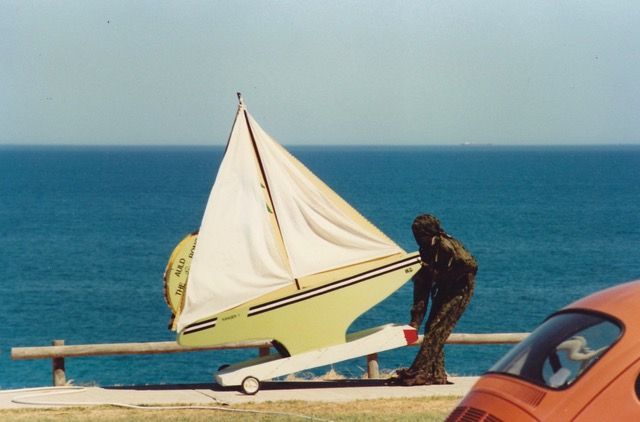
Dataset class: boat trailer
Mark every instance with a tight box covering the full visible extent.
[216,323,418,394]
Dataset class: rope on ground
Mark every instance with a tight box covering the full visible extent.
[1,386,333,422]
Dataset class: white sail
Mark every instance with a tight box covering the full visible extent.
[247,113,402,278]
[176,106,292,331]
[177,101,402,331]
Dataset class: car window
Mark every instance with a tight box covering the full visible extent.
[489,311,621,389]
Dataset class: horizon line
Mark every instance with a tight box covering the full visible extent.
[2,142,640,148]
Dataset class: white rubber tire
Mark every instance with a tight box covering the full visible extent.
[241,376,260,395]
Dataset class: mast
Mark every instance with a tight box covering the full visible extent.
[238,93,297,288]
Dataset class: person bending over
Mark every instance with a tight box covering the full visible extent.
[396,214,477,386]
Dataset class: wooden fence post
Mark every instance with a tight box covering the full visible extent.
[367,353,379,379]
[52,340,66,386]
[258,346,270,357]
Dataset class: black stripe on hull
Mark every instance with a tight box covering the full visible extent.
[183,317,218,335]
[248,254,420,317]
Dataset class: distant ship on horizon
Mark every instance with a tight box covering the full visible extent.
[460,141,494,146]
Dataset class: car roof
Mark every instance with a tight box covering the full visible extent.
[562,280,640,323]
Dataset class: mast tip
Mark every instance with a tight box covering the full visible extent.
[237,92,244,105]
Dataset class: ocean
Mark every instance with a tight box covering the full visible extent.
[1,144,639,388]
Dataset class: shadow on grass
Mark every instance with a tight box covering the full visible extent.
[104,378,399,392]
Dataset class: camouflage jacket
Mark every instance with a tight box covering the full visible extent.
[419,234,477,284]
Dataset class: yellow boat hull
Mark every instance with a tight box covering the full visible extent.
[176,252,421,355]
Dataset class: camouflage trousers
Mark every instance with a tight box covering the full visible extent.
[398,272,475,385]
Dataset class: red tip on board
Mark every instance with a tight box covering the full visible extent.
[403,328,419,344]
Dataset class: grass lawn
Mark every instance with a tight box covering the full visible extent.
[0,396,460,421]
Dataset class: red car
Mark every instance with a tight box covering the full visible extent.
[447,280,640,421]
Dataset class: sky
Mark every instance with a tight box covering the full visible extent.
[1,1,639,146]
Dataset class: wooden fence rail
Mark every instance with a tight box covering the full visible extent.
[11,332,529,386]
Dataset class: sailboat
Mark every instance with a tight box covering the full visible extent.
[164,94,421,393]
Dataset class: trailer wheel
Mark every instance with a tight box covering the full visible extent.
[241,376,260,395]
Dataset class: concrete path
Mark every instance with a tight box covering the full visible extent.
[0,376,478,409]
